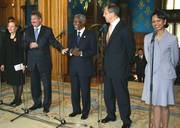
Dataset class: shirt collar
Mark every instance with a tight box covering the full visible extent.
[77,27,85,36]
[34,25,41,30]
[110,17,120,28]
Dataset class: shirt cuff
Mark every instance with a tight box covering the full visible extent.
[80,51,83,56]
[70,52,73,56]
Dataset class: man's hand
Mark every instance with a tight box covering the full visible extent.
[62,48,69,55]
[71,48,81,56]
[22,65,26,73]
[0,65,4,72]
[30,42,38,49]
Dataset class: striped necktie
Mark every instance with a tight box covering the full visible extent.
[34,28,39,41]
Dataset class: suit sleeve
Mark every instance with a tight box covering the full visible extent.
[48,28,64,51]
[0,33,7,65]
[171,36,179,67]
[123,26,136,64]
[144,35,150,63]
[67,34,74,56]
[0,32,2,65]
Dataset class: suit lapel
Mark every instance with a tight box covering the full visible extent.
[107,21,122,44]
[79,29,87,44]
[30,26,36,42]
[72,31,78,47]
[79,29,88,49]
[37,26,45,42]
[30,26,45,42]
[74,29,88,48]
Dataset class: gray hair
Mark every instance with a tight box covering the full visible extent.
[74,14,86,23]
[106,3,119,16]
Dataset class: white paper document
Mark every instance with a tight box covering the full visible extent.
[14,63,24,71]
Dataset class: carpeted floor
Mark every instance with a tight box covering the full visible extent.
[0,81,180,128]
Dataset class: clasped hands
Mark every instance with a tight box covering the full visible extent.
[70,47,82,56]
[62,47,82,56]
[30,42,38,49]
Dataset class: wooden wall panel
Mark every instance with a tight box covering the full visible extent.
[0,0,25,27]
[134,32,147,51]
[38,0,68,81]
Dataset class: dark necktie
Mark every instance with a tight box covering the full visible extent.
[34,28,39,41]
[77,31,81,45]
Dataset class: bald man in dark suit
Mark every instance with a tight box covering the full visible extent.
[66,14,97,120]
[25,12,67,113]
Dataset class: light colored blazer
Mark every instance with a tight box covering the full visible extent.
[144,30,179,79]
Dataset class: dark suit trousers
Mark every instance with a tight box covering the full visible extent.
[31,65,52,109]
[70,75,90,115]
[104,76,131,125]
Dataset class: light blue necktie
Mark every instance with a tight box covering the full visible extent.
[77,31,81,46]
[34,28,39,41]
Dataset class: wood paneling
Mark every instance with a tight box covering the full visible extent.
[0,0,25,27]
[38,0,68,81]
[134,32,147,49]
[134,32,147,51]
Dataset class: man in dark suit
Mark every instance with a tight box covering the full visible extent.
[135,48,147,82]
[24,12,67,113]
[66,14,97,120]
[101,4,135,128]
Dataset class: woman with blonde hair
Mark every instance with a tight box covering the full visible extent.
[0,20,25,106]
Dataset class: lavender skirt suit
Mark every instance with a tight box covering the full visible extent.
[142,30,179,106]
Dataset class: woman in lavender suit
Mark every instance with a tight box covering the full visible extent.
[142,10,179,128]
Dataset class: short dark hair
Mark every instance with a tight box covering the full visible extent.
[138,48,143,51]
[8,16,15,22]
[74,14,86,23]
[151,9,169,28]
[31,11,42,19]
[106,3,120,16]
